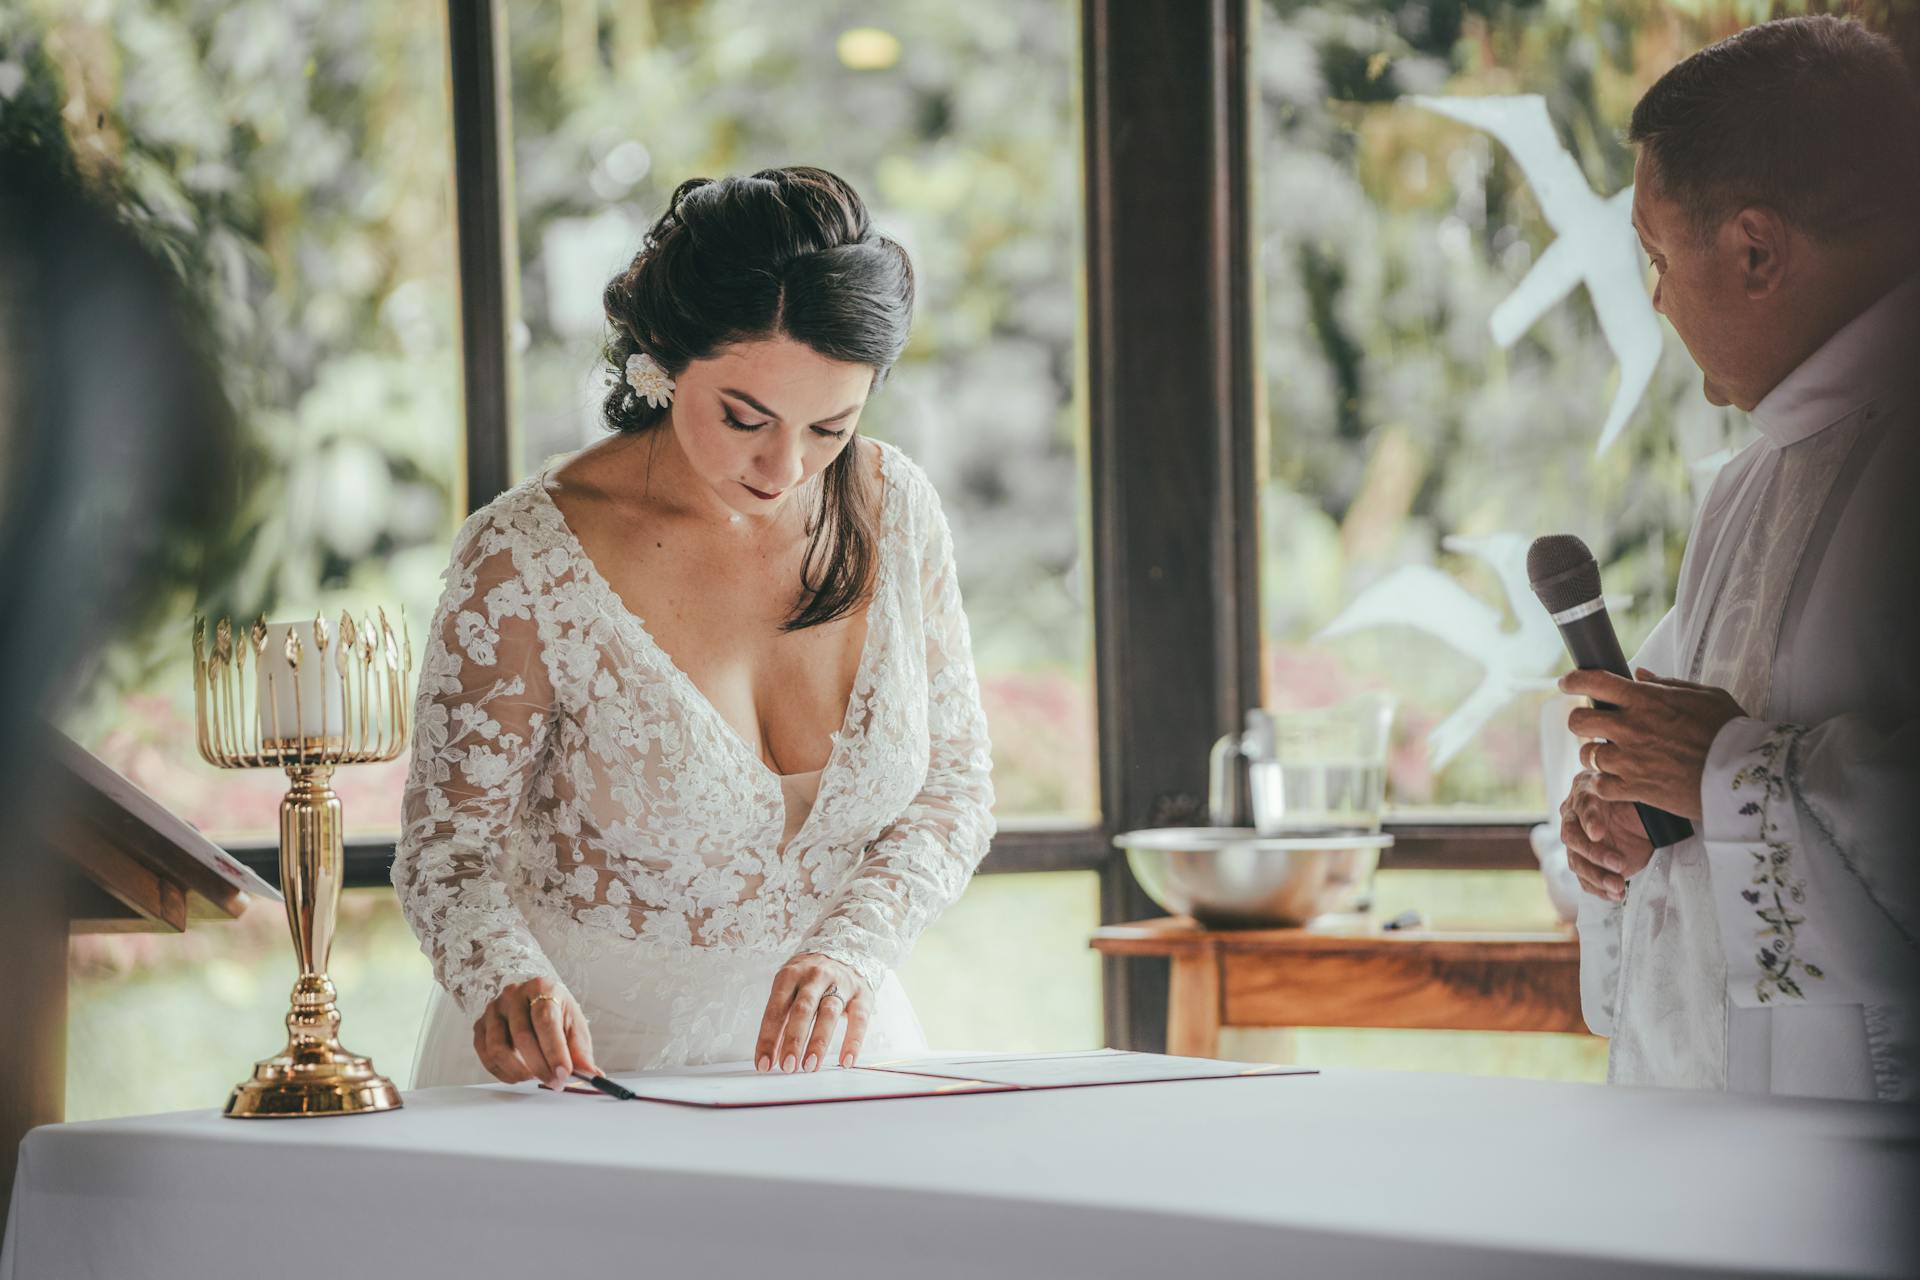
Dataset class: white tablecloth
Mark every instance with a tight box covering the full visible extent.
[5,1063,1915,1279]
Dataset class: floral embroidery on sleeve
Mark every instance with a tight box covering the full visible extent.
[1729,723,1824,1002]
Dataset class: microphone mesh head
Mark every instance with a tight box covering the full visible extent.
[1527,534,1602,613]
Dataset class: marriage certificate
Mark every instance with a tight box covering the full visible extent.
[566,1049,1313,1108]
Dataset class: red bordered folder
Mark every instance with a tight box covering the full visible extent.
[562,1049,1315,1108]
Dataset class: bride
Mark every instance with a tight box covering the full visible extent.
[392,166,995,1088]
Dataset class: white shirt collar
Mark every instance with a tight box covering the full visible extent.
[1748,271,1920,447]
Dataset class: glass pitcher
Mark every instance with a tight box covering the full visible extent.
[1208,692,1395,834]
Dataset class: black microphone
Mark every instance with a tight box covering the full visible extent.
[1527,534,1694,849]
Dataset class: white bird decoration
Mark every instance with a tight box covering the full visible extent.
[1411,94,1662,457]
[1317,532,1564,768]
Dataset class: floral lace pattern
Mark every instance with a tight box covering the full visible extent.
[392,440,995,1023]
[1729,723,1823,1003]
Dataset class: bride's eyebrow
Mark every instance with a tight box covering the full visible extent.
[719,387,860,426]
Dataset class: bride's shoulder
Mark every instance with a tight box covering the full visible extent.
[448,467,567,570]
[862,437,942,520]
[465,475,549,532]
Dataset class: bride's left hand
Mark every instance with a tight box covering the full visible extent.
[755,953,869,1073]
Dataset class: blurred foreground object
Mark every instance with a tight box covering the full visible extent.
[0,134,237,1216]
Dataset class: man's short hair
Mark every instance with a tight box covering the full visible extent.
[1629,15,1920,244]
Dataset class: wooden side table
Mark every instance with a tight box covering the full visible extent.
[1091,916,1589,1058]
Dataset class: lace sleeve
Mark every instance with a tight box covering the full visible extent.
[797,472,996,993]
[391,506,561,1021]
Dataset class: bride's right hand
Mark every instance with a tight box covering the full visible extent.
[473,977,600,1089]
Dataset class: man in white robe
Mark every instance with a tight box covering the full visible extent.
[1559,15,1920,1100]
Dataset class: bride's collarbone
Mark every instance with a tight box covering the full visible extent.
[564,492,806,626]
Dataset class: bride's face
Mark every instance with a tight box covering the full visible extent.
[667,336,872,521]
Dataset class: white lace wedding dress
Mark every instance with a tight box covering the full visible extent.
[392,440,995,1086]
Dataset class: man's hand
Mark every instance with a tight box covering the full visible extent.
[1561,668,1746,822]
[1561,768,1654,901]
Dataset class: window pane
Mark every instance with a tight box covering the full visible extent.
[69,890,436,1121]
[506,1,1096,820]
[1252,0,1760,813]
[24,1,463,840]
[898,871,1104,1051]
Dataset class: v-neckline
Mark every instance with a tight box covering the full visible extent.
[530,443,895,808]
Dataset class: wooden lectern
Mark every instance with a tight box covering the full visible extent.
[0,732,275,1225]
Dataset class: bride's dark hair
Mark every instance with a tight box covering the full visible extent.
[600,166,915,632]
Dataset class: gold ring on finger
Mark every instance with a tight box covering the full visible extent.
[530,993,559,1010]
[820,984,841,1003]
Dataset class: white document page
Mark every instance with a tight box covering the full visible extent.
[575,1052,1314,1108]
[868,1048,1315,1089]
[595,1062,1008,1108]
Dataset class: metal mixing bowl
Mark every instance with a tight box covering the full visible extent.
[1113,827,1392,928]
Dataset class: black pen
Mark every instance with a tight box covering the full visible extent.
[570,1070,639,1100]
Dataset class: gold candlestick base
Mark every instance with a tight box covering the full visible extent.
[224,973,402,1118]
[227,1063,402,1118]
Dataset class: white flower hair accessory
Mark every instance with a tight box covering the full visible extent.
[624,351,676,409]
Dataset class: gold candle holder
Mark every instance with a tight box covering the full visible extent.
[192,610,411,1118]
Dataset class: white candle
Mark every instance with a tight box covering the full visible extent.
[256,619,347,746]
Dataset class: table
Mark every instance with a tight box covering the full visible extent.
[1091,917,1586,1057]
[6,1063,1914,1278]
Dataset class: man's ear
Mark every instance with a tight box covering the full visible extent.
[1728,206,1791,298]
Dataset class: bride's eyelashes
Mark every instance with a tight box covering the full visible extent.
[720,406,851,440]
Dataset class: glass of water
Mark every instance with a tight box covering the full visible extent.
[1239,692,1395,835]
